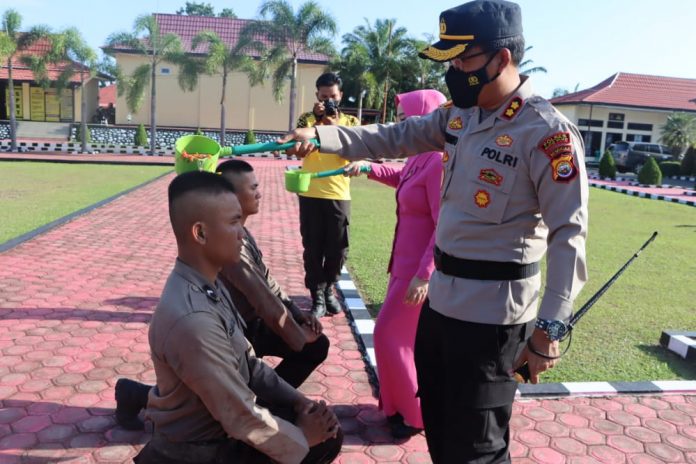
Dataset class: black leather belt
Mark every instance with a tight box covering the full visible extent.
[434,246,540,281]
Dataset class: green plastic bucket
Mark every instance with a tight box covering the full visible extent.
[174,135,222,174]
[284,170,313,193]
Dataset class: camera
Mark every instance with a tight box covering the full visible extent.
[323,99,339,117]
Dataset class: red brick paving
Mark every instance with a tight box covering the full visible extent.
[1,158,695,463]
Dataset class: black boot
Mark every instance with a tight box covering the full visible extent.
[310,286,327,318]
[324,285,342,315]
[115,378,151,431]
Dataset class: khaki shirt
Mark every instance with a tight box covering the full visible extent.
[220,227,306,352]
[147,260,309,463]
[315,76,588,325]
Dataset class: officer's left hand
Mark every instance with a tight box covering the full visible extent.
[404,277,429,306]
[513,328,560,384]
[295,310,323,335]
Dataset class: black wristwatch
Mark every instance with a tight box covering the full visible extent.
[535,318,568,341]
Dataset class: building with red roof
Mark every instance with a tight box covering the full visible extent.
[550,72,696,157]
[0,37,105,124]
[105,13,330,131]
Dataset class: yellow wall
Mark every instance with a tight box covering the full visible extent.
[555,103,680,149]
[113,52,326,131]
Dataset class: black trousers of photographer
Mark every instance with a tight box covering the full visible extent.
[414,300,532,464]
[298,196,350,290]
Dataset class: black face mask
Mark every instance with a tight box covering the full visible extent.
[445,53,500,109]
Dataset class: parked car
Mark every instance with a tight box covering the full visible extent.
[608,141,673,173]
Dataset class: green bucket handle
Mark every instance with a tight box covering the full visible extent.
[221,138,321,156]
[314,164,371,178]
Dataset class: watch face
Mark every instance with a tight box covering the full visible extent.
[547,320,567,341]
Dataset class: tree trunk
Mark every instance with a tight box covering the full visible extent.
[150,62,157,156]
[381,77,389,124]
[220,69,227,145]
[357,88,364,123]
[8,58,17,152]
[288,57,298,131]
[80,72,88,153]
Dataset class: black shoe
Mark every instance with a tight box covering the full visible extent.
[324,286,342,315]
[310,287,326,318]
[390,422,423,439]
[115,378,150,431]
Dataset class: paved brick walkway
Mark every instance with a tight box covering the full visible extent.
[1,159,695,463]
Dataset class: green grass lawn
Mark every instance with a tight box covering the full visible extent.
[348,177,696,382]
[0,162,172,244]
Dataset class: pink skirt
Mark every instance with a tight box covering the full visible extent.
[373,274,423,428]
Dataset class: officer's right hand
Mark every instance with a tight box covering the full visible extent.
[277,128,319,159]
[513,328,560,384]
[344,161,371,177]
[296,400,340,445]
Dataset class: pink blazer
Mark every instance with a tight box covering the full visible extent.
[368,152,442,281]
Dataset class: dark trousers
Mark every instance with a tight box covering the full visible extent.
[247,319,330,388]
[134,410,343,464]
[298,196,350,289]
[414,300,530,464]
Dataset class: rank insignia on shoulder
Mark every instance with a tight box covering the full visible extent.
[474,189,491,208]
[479,168,503,186]
[441,100,454,109]
[495,134,513,147]
[448,116,463,130]
[501,97,523,120]
[550,153,578,183]
[443,151,450,163]
[539,131,573,158]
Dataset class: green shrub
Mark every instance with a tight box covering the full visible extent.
[637,157,662,185]
[658,161,681,178]
[244,129,257,145]
[680,146,696,176]
[74,124,91,143]
[598,150,617,179]
[194,127,203,136]
[134,124,148,146]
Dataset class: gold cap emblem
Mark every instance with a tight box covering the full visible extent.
[440,18,446,35]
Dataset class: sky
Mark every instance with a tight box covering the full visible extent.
[2,0,695,99]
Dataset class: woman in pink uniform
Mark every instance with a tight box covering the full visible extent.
[344,89,446,438]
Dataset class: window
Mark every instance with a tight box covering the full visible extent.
[626,134,651,142]
[160,67,171,75]
[627,122,652,131]
[607,121,624,129]
[608,113,625,122]
[578,118,603,128]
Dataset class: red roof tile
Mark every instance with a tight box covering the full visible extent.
[99,85,116,107]
[550,72,696,112]
[106,14,329,64]
[0,37,86,84]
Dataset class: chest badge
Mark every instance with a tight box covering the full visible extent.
[474,189,491,208]
[495,134,513,147]
[479,168,503,187]
[501,97,523,120]
[448,116,463,130]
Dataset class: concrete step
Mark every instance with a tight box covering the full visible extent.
[16,121,71,140]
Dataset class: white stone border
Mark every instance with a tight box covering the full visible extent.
[588,180,696,207]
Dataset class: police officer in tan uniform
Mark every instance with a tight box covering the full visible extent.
[134,171,342,464]
[280,1,588,462]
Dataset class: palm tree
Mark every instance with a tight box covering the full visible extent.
[42,28,98,153]
[342,19,411,123]
[242,0,337,130]
[105,15,183,155]
[660,112,696,159]
[1,9,51,152]
[519,45,547,75]
[331,48,378,112]
[177,30,264,144]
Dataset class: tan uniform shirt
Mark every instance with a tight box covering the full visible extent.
[220,227,306,352]
[315,76,588,325]
[146,260,309,463]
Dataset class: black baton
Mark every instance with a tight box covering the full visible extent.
[514,231,658,383]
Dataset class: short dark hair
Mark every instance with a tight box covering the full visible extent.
[168,171,236,222]
[316,72,342,90]
[481,35,525,66]
[216,159,254,176]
